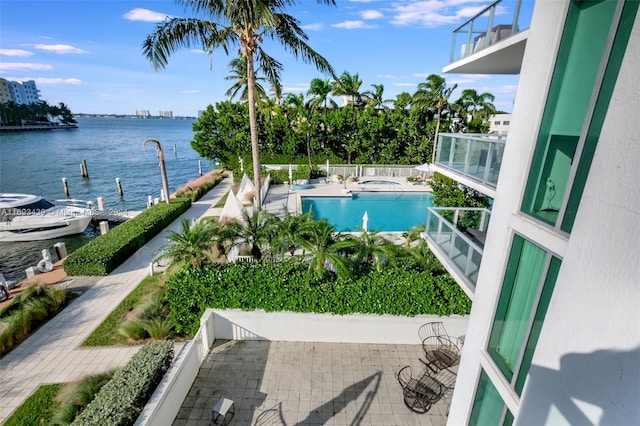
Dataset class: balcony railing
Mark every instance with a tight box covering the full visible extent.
[449,0,530,63]
[424,207,491,293]
[435,133,506,189]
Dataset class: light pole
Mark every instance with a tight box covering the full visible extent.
[143,139,170,205]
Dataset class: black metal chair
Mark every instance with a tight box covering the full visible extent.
[421,334,461,373]
[396,366,445,414]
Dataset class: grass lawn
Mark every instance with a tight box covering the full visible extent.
[3,384,62,426]
[213,191,228,207]
[82,265,178,347]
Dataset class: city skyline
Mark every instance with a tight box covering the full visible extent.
[0,1,522,117]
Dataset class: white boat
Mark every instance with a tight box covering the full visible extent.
[0,193,93,242]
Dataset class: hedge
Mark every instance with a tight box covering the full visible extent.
[166,259,472,336]
[71,340,173,426]
[64,198,191,276]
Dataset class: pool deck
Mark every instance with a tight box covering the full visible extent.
[261,177,431,220]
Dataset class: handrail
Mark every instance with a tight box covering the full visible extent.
[451,0,502,33]
[438,133,508,143]
[426,208,486,254]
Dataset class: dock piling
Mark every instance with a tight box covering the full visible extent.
[97,197,105,211]
[62,178,70,197]
[80,160,89,178]
[99,221,110,235]
[198,160,202,176]
[115,178,124,197]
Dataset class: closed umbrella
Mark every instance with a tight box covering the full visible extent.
[362,211,369,232]
[289,164,293,183]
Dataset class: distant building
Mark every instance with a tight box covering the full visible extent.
[136,109,151,117]
[2,79,41,105]
[489,113,511,135]
[159,110,173,118]
[0,79,11,104]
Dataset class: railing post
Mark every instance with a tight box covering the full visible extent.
[487,4,496,47]
[464,245,475,277]
[483,142,494,183]
[480,209,488,231]
[512,0,522,33]
[449,136,456,168]
[463,138,472,174]
[453,209,460,227]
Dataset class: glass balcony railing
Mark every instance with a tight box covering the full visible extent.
[449,0,532,63]
[425,207,491,291]
[435,133,506,189]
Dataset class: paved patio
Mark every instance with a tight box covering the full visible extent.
[174,340,453,426]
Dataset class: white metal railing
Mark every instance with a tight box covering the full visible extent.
[263,164,420,179]
[436,133,506,188]
[449,0,529,63]
[424,207,491,290]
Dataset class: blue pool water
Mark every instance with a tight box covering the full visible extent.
[359,180,401,185]
[302,192,433,232]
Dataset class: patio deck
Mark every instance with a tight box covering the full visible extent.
[173,340,453,425]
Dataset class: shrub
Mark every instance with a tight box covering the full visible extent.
[51,371,115,425]
[166,259,472,336]
[63,198,191,276]
[71,341,173,426]
[118,320,148,342]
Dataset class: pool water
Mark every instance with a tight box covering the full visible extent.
[302,192,433,232]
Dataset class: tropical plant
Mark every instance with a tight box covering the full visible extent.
[332,71,364,107]
[224,209,280,260]
[334,228,401,272]
[277,209,314,257]
[143,0,336,208]
[298,219,350,277]
[307,78,336,109]
[412,74,458,163]
[224,56,268,102]
[402,224,426,248]
[458,88,496,122]
[363,83,391,110]
[155,218,217,268]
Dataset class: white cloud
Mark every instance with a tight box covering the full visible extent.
[123,8,170,23]
[180,89,200,94]
[0,49,33,57]
[331,20,376,29]
[8,77,85,85]
[377,74,400,79]
[361,10,383,20]
[478,84,517,94]
[283,85,308,93]
[302,23,324,31]
[34,44,88,54]
[390,1,488,27]
[411,72,439,78]
[0,63,52,71]
[349,0,375,3]
[393,82,417,87]
[448,78,476,85]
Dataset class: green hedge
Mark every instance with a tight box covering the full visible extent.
[166,259,472,336]
[64,199,191,276]
[71,341,173,426]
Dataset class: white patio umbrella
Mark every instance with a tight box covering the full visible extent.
[415,163,432,172]
[289,164,293,183]
[362,211,369,232]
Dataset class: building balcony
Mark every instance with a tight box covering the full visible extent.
[433,133,506,198]
[443,0,532,74]
[423,207,491,299]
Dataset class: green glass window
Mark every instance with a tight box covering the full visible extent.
[488,236,546,380]
[521,0,619,227]
[469,370,513,426]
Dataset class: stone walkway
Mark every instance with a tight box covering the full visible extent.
[0,177,234,423]
[174,340,454,426]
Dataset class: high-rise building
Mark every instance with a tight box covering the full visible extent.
[7,80,41,105]
[159,110,173,118]
[0,79,12,104]
[136,109,151,117]
[424,1,639,424]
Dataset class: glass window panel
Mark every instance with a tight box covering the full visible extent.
[469,370,510,426]
[515,256,562,395]
[521,0,618,226]
[488,236,546,380]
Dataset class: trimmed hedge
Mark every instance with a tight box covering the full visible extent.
[166,259,472,336]
[71,340,173,426]
[64,199,191,276]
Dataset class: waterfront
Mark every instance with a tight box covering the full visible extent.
[0,116,212,282]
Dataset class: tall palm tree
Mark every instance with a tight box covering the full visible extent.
[458,89,496,122]
[283,92,314,169]
[307,78,335,109]
[332,71,364,107]
[224,56,268,102]
[412,74,458,163]
[363,84,391,110]
[143,0,336,209]
[393,92,412,110]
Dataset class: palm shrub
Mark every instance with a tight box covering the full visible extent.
[298,219,350,278]
[334,228,403,272]
[277,209,314,258]
[224,209,280,259]
[156,218,217,268]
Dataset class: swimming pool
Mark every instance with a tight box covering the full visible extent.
[301,192,433,232]
[359,180,401,185]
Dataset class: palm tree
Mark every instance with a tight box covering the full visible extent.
[332,71,364,107]
[277,209,313,257]
[224,56,268,102]
[363,84,391,110]
[283,92,315,169]
[307,78,335,109]
[298,219,350,277]
[334,228,401,272]
[155,219,217,267]
[143,0,336,209]
[224,209,280,260]
[458,89,496,122]
[412,74,458,163]
[393,92,412,110]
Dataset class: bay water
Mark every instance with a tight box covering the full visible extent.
[0,116,213,282]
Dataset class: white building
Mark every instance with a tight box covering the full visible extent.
[7,80,41,105]
[426,1,640,424]
[136,109,151,117]
[159,110,173,118]
[489,113,511,135]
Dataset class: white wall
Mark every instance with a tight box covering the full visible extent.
[516,14,640,426]
[447,1,571,423]
[212,309,468,345]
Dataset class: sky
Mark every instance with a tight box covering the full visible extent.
[0,0,523,117]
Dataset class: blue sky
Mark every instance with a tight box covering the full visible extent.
[0,0,521,117]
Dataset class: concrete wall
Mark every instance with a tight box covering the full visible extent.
[211,309,468,345]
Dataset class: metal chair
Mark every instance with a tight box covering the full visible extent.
[421,335,461,373]
[396,366,445,414]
